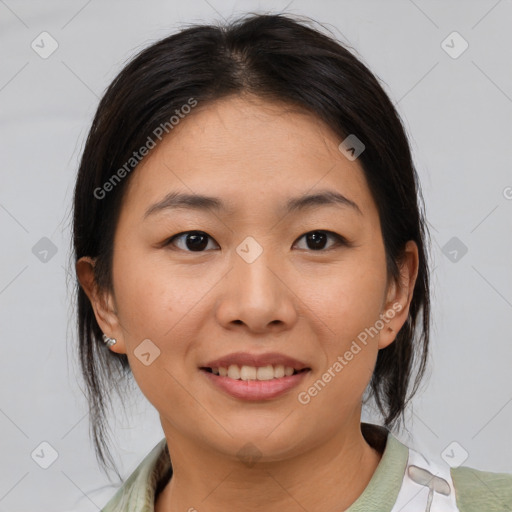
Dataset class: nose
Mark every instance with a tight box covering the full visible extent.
[214,244,298,334]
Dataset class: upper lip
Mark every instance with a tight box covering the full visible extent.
[201,352,310,371]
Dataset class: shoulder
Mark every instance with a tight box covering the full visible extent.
[101,437,171,512]
[450,465,512,511]
[378,428,512,512]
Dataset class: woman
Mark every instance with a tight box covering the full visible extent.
[73,12,511,512]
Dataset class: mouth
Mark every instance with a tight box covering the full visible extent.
[199,364,311,401]
[200,364,310,381]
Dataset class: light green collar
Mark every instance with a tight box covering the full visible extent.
[101,424,408,512]
[347,431,409,511]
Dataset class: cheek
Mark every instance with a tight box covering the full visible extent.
[303,258,388,342]
[111,248,218,383]
[297,253,387,401]
[112,246,196,337]
[111,251,199,410]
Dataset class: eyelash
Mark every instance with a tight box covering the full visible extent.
[163,230,351,253]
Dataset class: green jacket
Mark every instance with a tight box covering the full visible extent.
[101,424,512,511]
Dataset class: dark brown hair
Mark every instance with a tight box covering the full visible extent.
[72,12,431,477]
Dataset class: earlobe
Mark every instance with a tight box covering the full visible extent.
[378,241,419,349]
[378,325,397,350]
[76,256,125,353]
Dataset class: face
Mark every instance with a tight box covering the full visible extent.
[78,95,417,462]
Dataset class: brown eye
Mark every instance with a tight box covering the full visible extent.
[164,229,350,253]
[294,230,348,251]
[165,231,218,252]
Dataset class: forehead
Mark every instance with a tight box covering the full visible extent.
[120,95,376,220]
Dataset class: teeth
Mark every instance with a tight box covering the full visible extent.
[257,366,274,380]
[212,364,300,381]
[274,365,285,378]
[227,365,240,380]
[240,365,257,381]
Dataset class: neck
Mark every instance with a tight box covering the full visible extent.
[155,421,384,512]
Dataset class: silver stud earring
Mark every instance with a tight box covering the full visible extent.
[102,333,117,347]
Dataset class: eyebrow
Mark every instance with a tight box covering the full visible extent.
[144,189,362,219]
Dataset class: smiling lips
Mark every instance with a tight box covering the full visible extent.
[200,352,311,400]
[210,364,299,380]
[202,351,309,372]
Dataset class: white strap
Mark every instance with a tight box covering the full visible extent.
[390,446,461,512]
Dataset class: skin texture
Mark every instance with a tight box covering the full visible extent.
[77,94,418,512]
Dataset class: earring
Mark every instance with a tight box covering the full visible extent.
[102,333,117,348]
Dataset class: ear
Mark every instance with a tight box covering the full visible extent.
[378,240,419,350]
[75,256,126,354]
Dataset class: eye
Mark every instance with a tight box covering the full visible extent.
[164,231,219,252]
[293,230,348,251]
[164,229,350,253]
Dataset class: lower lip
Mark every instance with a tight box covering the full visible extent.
[200,369,310,401]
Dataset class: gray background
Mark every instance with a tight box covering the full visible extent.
[1,0,511,510]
